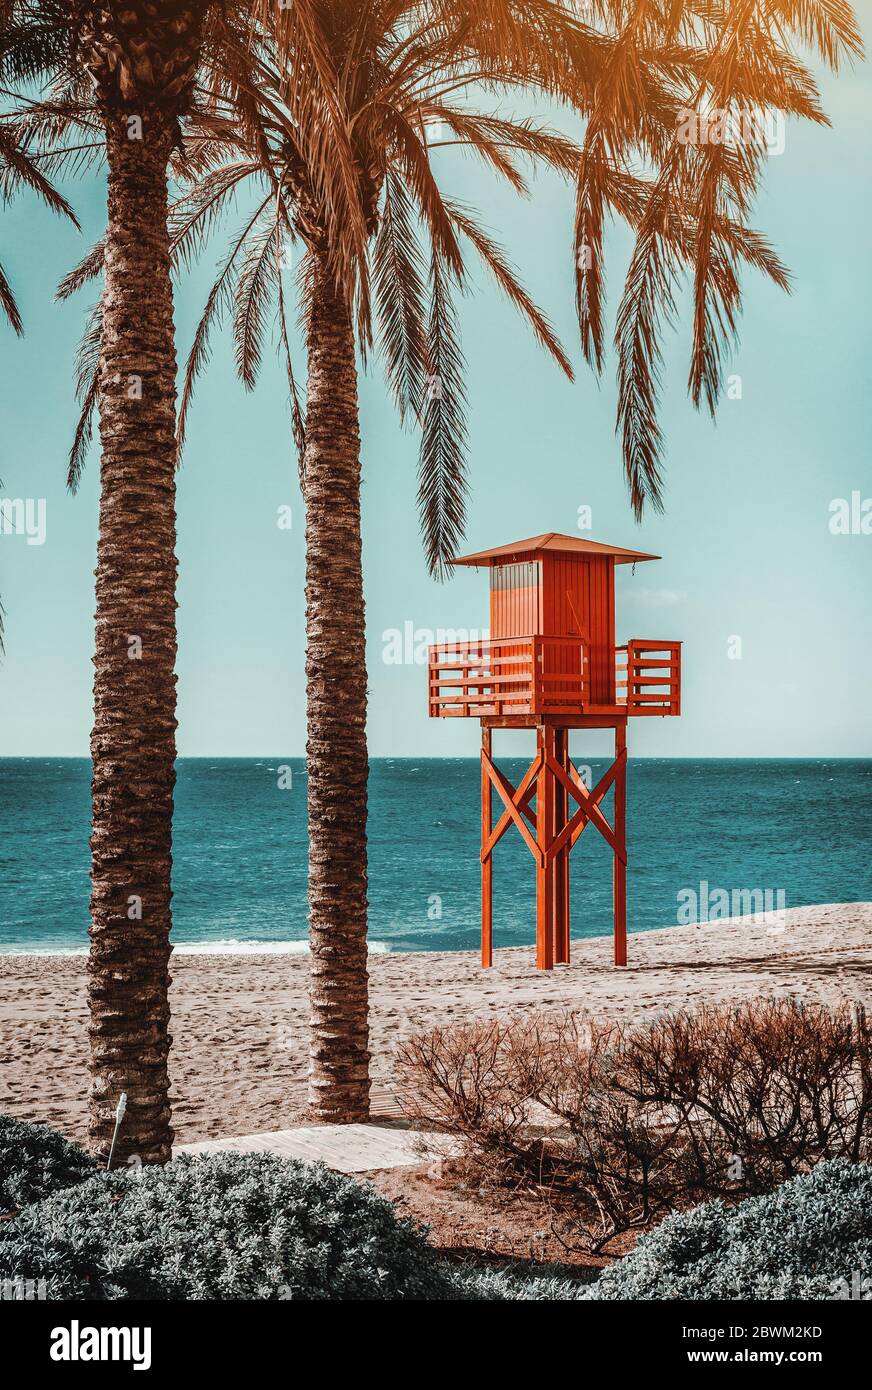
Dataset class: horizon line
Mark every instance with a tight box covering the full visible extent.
[1,754,871,763]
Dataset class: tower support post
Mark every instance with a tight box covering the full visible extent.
[478,715,628,971]
[613,722,628,967]
[553,727,571,963]
[535,725,555,970]
[481,725,493,967]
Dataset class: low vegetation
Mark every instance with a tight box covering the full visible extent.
[0,1115,96,1213]
[583,1160,872,1300]
[397,999,872,1251]
[1,1108,868,1301]
[0,1151,451,1300]
[0,1133,589,1300]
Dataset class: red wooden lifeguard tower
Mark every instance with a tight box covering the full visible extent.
[428,533,681,970]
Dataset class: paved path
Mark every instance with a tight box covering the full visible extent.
[175,1122,455,1174]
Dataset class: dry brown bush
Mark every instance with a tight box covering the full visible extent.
[396,999,871,1252]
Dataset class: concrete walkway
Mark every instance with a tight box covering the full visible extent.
[176,1122,456,1174]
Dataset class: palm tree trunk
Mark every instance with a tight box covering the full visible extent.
[87,111,178,1165]
[303,250,371,1123]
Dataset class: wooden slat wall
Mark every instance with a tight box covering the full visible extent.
[483,553,619,707]
[539,555,615,702]
[490,561,541,706]
[590,558,615,704]
[543,556,580,689]
[489,561,541,638]
[543,556,578,638]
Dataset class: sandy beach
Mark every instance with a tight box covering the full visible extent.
[1,902,870,1148]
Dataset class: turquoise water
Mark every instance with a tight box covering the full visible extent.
[0,758,870,953]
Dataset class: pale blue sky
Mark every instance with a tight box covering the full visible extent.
[1,55,870,758]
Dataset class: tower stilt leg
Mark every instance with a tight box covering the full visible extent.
[481,725,493,967]
[479,718,628,972]
[553,728,571,964]
[613,722,627,967]
[536,725,555,970]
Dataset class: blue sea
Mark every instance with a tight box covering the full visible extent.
[0,759,870,954]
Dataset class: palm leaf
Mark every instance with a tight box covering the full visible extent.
[614,186,685,519]
[382,105,465,281]
[373,170,428,423]
[0,120,79,225]
[768,0,863,69]
[56,237,105,301]
[67,297,102,493]
[169,160,262,271]
[274,227,307,471]
[445,197,573,380]
[423,110,582,181]
[233,211,280,390]
[177,197,271,454]
[0,257,22,334]
[418,250,468,578]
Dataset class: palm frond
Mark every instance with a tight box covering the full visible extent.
[169,160,262,271]
[575,137,610,376]
[424,111,582,181]
[177,198,271,455]
[0,119,78,225]
[614,187,686,519]
[267,0,372,328]
[67,297,102,493]
[0,257,22,334]
[274,227,306,472]
[382,106,465,281]
[183,0,861,529]
[420,106,527,193]
[418,249,468,579]
[372,170,428,423]
[56,237,104,301]
[445,197,573,380]
[233,211,280,390]
[768,0,863,69]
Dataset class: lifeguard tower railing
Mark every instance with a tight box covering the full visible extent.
[428,636,681,718]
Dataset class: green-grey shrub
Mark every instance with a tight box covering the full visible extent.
[0,1151,460,1300]
[0,1146,595,1301]
[447,1262,591,1300]
[0,1115,96,1212]
[583,1160,872,1300]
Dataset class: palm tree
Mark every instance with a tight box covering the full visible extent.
[169,23,589,1124]
[63,11,584,1126]
[167,0,860,1123]
[1,0,264,1163]
[61,0,862,1126]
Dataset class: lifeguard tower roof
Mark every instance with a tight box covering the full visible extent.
[449,532,660,567]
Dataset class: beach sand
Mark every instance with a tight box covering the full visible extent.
[1,902,870,1148]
